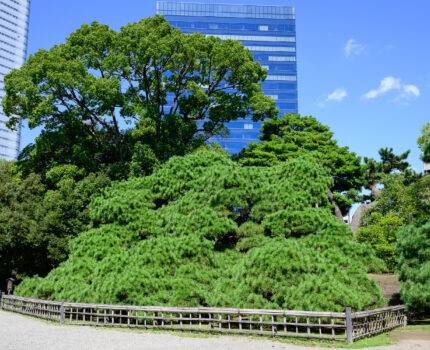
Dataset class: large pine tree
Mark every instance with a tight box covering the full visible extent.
[16,149,385,311]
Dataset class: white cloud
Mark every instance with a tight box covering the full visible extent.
[363,76,420,101]
[326,88,347,102]
[363,76,401,99]
[401,84,420,99]
[344,39,365,58]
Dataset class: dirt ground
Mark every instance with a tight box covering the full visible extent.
[368,274,401,305]
[2,310,430,350]
[390,330,430,347]
[368,274,430,347]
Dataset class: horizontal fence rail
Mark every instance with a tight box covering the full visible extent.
[0,294,406,344]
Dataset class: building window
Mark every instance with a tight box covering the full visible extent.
[268,56,296,62]
[156,1,297,155]
[207,34,295,43]
[266,75,297,81]
[245,46,295,52]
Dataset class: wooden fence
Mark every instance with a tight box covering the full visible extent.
[0,293,406,344]
[351,305,407,340]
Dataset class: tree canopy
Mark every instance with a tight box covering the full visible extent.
[357,169,429,270]
[0,161,110,283]
[2,15,277,178]
[355,123,430,280]
[351,146,414,232]
[236,114,363,216]
[417,122,430,163]
[362,147,411,199]
[16,149,385,311]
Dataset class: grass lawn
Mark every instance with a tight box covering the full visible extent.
[273,331,395,348]
[274,324,430,348]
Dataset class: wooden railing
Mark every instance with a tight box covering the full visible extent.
[351,305,406,340]
[0,293,406,344]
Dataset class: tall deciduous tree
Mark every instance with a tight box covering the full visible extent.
[236,114,363,218]
[356,173,430,270]
[0,161,48,282]
[0,161,110,283]
[2,15,277,175]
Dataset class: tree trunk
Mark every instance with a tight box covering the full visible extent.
[371,184,380,198]
[350,201,376,233]
[327,189,344,221]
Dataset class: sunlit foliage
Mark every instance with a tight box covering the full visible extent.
[396,221,430,313]
[16,149,385,311]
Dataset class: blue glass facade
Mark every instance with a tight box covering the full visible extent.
[0,0,30,161]
[157,2,298,154]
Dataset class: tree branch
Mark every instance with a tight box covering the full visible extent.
[67,88,112,132]
[169,60,193,115]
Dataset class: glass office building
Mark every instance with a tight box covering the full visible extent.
[0,0,30,161]
[157,2,297,153]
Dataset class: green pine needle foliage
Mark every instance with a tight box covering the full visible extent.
[396,221,430,313]
[15,149,385,311]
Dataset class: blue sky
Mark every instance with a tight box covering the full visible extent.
[24,0,430,171]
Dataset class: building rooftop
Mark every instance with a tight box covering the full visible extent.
[156,2,295,19]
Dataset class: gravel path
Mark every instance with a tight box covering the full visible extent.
[1,310,428,350]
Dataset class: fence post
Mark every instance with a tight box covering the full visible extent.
[60,298,66,324]
[0,291,3,310]
[403,314,407,329]
[345,307,353,344]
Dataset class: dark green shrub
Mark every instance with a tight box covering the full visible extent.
[396,221,430,313]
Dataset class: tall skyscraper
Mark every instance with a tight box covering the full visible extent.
[0,0,31,161]
[157,2,297,153]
